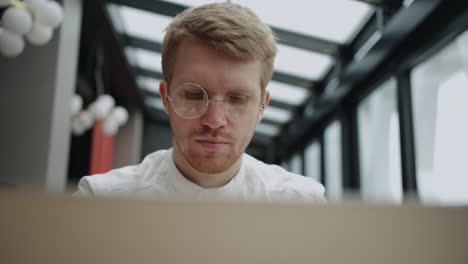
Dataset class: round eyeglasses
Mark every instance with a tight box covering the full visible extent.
[166,83,266,120]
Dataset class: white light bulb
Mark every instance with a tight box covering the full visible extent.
[90,97,114,120]
[41,0,64,28]
[79,111,95,130]
[90,95,115,119]
[30,0,63,28]
[90,101,108,120]
[25,22,52,45]
[71,94,83,115]
[98,95,115,110]
[111,106,129,126]
[2,7,33,35]
[0,29,25,57]
[71,117,86,136]
[101,118,119,136]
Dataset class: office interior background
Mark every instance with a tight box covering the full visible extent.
[0,0,467,205]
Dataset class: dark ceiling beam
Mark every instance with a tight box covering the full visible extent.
[318,10,381,95]
[275,0,462,161]
[107,0,186,17]
[351,0,404,9]
[108,0,341,55]
[123,35,163,52]
[267,100,296,111]
[271,71,318,90]
[134,66,163,80]
[348,11,379,59]
[271,26,341,56]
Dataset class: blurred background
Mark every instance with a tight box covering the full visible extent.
[0,0,467,205]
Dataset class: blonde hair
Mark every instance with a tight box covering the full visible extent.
[161,3,277,93]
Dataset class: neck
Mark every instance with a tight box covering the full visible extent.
[172,146,242,189]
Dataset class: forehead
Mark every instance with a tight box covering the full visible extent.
[170,39,263,93]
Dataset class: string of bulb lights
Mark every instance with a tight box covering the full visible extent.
[0,0,63,57]
[1,0,131,136]
[71,94,130,136]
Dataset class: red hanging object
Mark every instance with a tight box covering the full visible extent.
[89,120,114,175]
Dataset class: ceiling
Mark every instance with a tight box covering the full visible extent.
[100,0,404,151]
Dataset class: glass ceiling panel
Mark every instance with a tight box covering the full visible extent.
[255,122,280,137]
[267,80,310,106]
[125,47,162,72]
[145,97,165,111]
[262,106,292,124]
[137,76,160,94]
[117,5,172,43]
[275,44,333,80]
[234,0,372,44]
[164,0,372,44]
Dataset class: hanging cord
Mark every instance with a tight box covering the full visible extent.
[94,42,105,96]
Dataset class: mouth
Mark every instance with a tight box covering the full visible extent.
[196,139,228,150]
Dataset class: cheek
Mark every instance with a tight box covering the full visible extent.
[169,114,193,136]
[232,117,258,137]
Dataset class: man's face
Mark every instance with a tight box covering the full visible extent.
[160,39,269,174]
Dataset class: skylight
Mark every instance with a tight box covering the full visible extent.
[137,76,160,94]
[275,44,333,80]
[115,4,172,43]
[125,47,162,72]
[262,106,292,123]
[267,80,310,106]
[234,0,372,44]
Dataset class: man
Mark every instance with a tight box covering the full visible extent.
[76,3,325,201]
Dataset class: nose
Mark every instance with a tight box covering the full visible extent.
[201,100,227,129]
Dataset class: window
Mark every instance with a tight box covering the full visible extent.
[411,29,468,205]
[324,121,342,200]
[275,44,333,81]
[290,153,303,175]
[305,141,321,182]
[358,78,403,203]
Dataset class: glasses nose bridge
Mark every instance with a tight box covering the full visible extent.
[206,97,227,111]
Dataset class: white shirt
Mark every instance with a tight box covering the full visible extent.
[75,148,325,202]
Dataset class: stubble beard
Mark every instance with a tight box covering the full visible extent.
[174,126,255,174]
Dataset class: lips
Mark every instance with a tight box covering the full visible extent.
[196,138,228,150]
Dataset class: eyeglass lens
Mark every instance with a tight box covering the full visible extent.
[170,83,260,120]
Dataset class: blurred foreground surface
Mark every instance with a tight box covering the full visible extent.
[0,190,467,264]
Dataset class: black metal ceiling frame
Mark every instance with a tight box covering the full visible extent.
[278,0,468,183]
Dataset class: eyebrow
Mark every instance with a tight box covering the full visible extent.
[178,82,259,95]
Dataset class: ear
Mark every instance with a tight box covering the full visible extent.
[257,90,270,123]
[160,80,170,114]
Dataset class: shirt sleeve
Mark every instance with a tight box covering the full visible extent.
[72,176,95,197]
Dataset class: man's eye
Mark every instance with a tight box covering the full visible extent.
[228,94,250,104]
[184,92,205,100]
